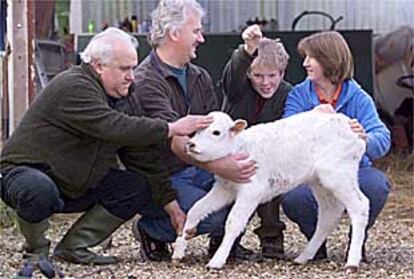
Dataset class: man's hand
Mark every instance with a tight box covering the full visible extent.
[313,104,336,113]
[205,152,257,183]
[168,115,213,137]
[184,227,197,240]
[171,135,196,164]
[349,119,368,143]
[242,24,262,55]
[164,200,186,236]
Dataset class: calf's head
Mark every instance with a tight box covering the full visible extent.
[186,111,247,162]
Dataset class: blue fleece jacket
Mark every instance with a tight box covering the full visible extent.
[283,78,391,167]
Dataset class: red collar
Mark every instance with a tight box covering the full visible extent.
[315,84,342,108]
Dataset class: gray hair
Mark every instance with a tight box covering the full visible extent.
[250,38,290,72]
[81,27,139,65]
[150,0,205,47]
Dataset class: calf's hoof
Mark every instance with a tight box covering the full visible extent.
[345,265,358,274]
[293,255,309,265]
[171,237,186,260]
[206,258,225,269]
[171,251,184,261]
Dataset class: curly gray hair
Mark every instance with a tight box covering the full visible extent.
[150,0,205,47]
[81,27,139,65]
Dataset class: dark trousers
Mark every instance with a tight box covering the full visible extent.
[1,166,155,223]
[254,195,286,239]
[139,167,229,243]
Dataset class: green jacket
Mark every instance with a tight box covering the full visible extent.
[115,98,177,207]
[1,63,169,199]
[222,45,293,125]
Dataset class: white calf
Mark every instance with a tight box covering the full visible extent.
[172,111,369,274]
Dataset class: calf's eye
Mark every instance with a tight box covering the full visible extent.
[212,130,221,136]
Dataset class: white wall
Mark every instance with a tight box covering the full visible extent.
[70,0,414,35]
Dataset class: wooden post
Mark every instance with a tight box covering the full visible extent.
[27,0,35,103]
[7,0,35,133]
[1,46,9,142]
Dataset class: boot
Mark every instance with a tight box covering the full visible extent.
[208,235,255,261]
[255,196,286,259]
[53,204,124,265]
[259,234,285,260]
[17,216,50,260]
[17,217,61,278]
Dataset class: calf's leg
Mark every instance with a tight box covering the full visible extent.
[207,193,260,269]
[295,184,344,264]
[318,169,369,273]
[333,186,369,272]
[172,184,235,260]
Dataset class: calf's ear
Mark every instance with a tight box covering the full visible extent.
[230,119,247,136]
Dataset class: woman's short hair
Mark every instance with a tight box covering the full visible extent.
[250,38,290,73]
[81,27,139,65]
[150,0,205,47]
[298,31,354,84]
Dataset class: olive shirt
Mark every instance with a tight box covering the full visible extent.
[222,45,293,125]
[0,63,170,201]
[122,50,219,175]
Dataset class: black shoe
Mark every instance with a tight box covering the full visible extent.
[312,243,328,261]
[260,236,285,260]
[229,242,255,261]
[361,245,368,263]
[132,220,171,262]
[208,236,255,261]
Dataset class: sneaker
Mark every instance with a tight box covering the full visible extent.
[208,236,255,261]
[132,220,171,262]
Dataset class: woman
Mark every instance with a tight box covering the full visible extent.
[282,31,391,261]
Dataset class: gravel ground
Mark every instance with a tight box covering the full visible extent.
[0,155,413,279]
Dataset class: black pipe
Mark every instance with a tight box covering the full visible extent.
[291,10,344,31]
[396,75,414,90]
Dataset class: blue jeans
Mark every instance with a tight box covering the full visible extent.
[138,166,229,243]
[1,166,155,222]
[282,167,390,242]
